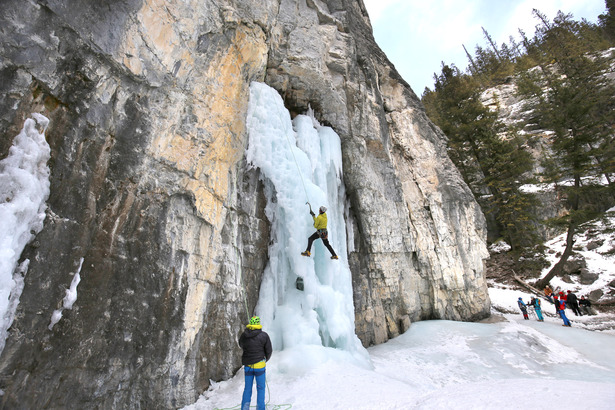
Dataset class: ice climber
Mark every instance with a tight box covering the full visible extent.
[301,205,338,259]
[239,316,273,410]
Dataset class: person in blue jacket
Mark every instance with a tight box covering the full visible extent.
[239,316,273,410]
[518,297,529,320]
[531,297,544,321]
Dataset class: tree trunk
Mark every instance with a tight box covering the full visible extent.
[534,223,576,290]
[535,174,581,290]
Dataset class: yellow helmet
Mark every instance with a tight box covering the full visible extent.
[249,316,260,326]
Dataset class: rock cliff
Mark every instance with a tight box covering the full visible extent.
[0,0,490,408]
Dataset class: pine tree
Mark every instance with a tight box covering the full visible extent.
[517,11,615,289]
[598,0,615,44]
[423,65,539,251]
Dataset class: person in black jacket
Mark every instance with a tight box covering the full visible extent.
[579,296,596,315]
[566,290,582,316]
[239,316,273,410]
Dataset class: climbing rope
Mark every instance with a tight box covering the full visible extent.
[212,379,293,410]
[237,242,250,322]
[218,133,306,410]
[282,132,311,206]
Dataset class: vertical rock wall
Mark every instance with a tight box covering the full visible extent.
[0,0,489,407]
[263,0,490,346]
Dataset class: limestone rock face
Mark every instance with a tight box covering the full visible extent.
[0,0,489,407]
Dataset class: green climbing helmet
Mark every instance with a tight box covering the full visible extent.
[249,316,260,326]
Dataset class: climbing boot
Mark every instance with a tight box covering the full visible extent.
[301,251,311,257]
[331,255,338,260]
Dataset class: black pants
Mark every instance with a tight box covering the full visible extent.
[569,301,582,316]
[306,232,337,257]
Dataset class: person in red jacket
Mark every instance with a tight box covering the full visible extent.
[239,316,273,410]
[557,298,571,327]
[559,291,567,303]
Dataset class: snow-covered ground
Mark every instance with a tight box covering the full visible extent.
[191,247,615,409]
[189,311,615,409]
[491,206,615,333]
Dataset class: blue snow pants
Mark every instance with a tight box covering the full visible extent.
[535,307,544,321]
[242,366,266,410]
[559,310,571,326]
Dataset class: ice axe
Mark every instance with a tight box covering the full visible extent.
[306,201,314,216]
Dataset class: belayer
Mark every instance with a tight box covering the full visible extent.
[301,205,338,259]
[239,316,272,410]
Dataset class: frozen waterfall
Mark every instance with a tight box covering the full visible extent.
[0,113,51,353]
[245,82,370,370]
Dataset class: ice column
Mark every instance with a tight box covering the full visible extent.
[0,113,51,352]
[246,82,369,369]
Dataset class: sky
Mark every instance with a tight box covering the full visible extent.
[362,0,608,95]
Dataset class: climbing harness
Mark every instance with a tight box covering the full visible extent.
[317,229,328,240]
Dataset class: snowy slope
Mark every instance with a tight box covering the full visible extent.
[188,315,615,409]
[541,207,615,300]
[190,279,615,409]
[491,206,615,333]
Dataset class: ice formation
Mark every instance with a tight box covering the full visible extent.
[0,113,51,352]
[245,82,369,370]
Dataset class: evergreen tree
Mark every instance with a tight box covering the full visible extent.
[598,0,615,44]
[423,65,538,251]
[517,11,615,289]
[422,5,615,275]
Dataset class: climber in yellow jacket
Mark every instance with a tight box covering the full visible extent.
[301,206,338,259]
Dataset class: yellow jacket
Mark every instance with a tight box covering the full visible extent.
[313,213,327,230]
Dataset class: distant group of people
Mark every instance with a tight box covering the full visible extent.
[516,286,597,327]
[544,286,596,316]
